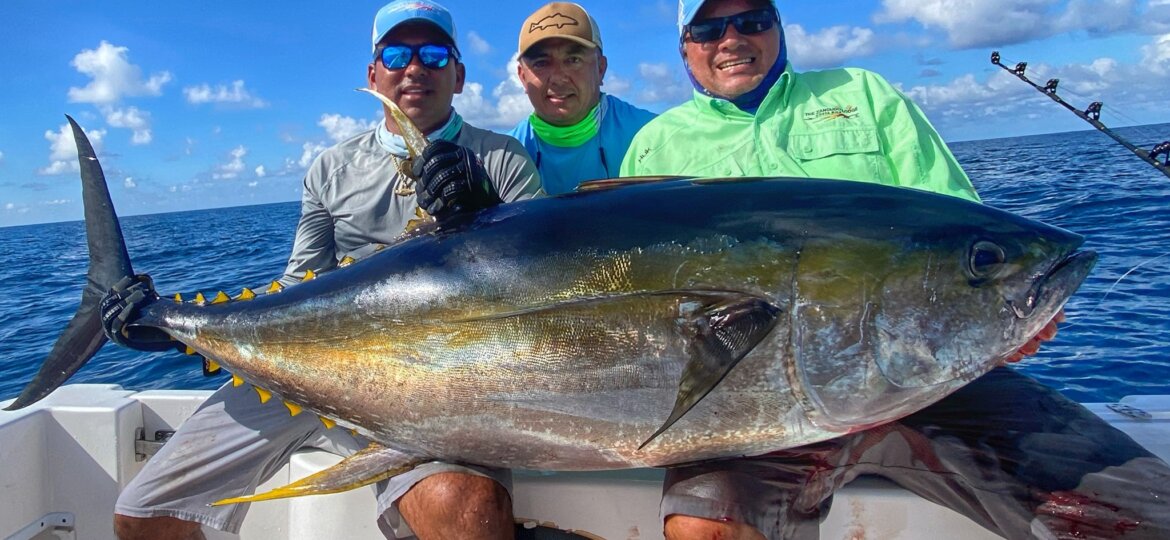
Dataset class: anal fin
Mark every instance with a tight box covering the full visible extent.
[639,293,780,449]
[212,442,423,506]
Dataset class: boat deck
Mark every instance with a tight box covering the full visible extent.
[2,385,1167,540]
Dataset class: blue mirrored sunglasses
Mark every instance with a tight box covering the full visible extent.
[377,43,460,70]
[685,8,778,43]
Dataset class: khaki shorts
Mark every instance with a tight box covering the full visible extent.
[662,368,1170,540]
[115,382,511,537]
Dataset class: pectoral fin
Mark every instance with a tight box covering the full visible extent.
[639,294,780,449]
[211,442,423,506]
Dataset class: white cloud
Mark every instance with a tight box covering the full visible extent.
[466,31,492,55]
[635,62,692,105]
[5,203,14,210]
[297,141,329,169]
[604,73,633,98]
[248,181,259,188]
[875,0,1159,49]
[183,80,268,108]
[318,114,379,142]
[40,123,107,175]
[899,52,1170,133]
[454,56,533,131]
[0,150,4,161]
[786,24,878,68]
[1144,33,1170,74]
[124,177,137,188]
[213,145,247,179]
[103,106,153,144]
[255,165,267,178]
[43,199,70,206]
[67,41,171,104]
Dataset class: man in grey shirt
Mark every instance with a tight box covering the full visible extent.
[100,1,541,539]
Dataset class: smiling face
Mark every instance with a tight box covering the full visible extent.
[367,21,465,134]
[518,38,607,126]
[682,0,781,100]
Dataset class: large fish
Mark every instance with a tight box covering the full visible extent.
[5,117,1096,504]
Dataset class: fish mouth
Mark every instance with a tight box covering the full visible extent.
[1009,250,1098,320]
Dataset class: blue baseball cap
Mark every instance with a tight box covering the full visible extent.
[372,0,458,54]
[678,0,777,34]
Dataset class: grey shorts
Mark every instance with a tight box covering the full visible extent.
[115,381,511,537]
[662,368,1170,540]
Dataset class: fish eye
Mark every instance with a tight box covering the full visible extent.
[968,240,1006,280]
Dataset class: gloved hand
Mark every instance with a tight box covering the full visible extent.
[99,274,180,352]
[411,140,501,219]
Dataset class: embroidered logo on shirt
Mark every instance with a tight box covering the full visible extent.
[803,105,859,123]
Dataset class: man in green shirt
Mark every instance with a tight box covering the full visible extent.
[626,1,1170,539]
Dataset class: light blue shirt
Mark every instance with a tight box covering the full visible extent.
[509,94,657,195]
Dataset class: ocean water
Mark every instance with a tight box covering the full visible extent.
[2,124,1169,404]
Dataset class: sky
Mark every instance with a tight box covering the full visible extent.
[1,0,1168,227]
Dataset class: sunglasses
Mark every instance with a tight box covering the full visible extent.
[685,8,778,43]
[376,43,460,70]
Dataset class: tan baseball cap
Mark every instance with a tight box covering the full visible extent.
[518,2,603,56]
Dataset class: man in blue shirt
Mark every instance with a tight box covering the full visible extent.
[508,2,657,194]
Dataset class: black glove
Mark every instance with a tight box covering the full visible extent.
[411,140,502,219]
[99,274,178,352]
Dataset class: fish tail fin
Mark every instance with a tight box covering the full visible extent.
[4,115,136,410]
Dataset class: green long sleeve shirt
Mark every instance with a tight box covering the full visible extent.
[620,67,980,203]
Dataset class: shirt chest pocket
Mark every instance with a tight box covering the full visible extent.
[787,128,891,183]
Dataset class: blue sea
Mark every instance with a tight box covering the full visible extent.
[2,124,1169,404]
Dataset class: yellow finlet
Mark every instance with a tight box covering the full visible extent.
[185,345,197,355]
[255,386,273,403]
[266,281,284,294]
[285,401,303,416]
[320,416,337,430]
[173,293,183,304]
[339,256,356,268]
[302,269,316,282]
[238,288,256,301]
[374,244,387,252]
[232,373,244,387]
[204,359,221,373]
[194,292,207,306]
[210,291,231,305]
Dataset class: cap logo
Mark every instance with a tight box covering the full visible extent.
[529,12,579,32]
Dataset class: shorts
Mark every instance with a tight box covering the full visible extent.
[662,368,1170,540]
[115,381,511,537]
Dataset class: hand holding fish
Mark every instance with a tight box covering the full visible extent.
[99,275,179,352]
[1003,309,1065,364]
[411,140,501,218]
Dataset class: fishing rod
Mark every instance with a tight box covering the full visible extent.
[991,51,1170,180]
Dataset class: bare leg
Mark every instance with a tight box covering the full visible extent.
[114,515,206,540]
[397,472,513,540]
[665,514,766,540]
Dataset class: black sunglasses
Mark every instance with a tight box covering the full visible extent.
[685,8,779,43]
[376,43,460,70]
